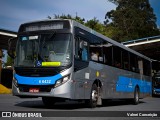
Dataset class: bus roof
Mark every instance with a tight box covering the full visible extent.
[71,20,152,62]
[19,19,152,62]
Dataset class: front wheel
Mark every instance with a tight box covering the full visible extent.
[88,84,98,108]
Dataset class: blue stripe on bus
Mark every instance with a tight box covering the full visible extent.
[15,73,62,85]
[154,88,160,92]
[116,76,151,93]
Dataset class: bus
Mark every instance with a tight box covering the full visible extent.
[152,71,160,96]
[8,19,152,108]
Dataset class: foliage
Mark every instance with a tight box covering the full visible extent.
[105,0,160,42]
[49,1,160,43]
[85,17,105,35]
[48,14,85,24]
[5,55,13,67]
[48,14,113,38]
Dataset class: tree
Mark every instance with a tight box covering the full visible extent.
[48,14,85,24]
[48,14,108,36]
[47,14,122,40]
[85,17,107,36]
[105,0,160,42]
[5,55,13,67]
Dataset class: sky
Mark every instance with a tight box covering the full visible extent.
[0,0,117,31]
[0,0,159,63]
[149,0,160,28]
[0,0,117,63]
[0,0,159,32]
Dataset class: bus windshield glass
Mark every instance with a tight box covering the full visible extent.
[15,33,72,67]
[155,77,160,82]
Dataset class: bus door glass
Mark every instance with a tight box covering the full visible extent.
[75,37,89,61]
[74,37,89,71]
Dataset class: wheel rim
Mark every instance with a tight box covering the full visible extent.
[92,90,98,102]
[135,89,139,102]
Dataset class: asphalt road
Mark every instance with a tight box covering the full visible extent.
[0,94,160,120]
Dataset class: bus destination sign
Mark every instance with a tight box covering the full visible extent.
[25,22,64,32]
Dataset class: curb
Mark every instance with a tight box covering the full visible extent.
[0,84,12,94]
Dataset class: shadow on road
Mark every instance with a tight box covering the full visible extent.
[152,95,160,98]
[15,100,87,110]
[101,99,145,108]
[14,99,146,110]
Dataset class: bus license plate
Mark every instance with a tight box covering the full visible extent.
[29,88,39,93]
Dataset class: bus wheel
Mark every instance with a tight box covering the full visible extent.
[133,87,139,105]
[89,84,98,108]
[42,97,55,107]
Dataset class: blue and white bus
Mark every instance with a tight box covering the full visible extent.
[152,71,160,96]
[9,19,152,108]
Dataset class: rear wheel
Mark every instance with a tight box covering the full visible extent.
[42,97,56,108]
[133,87,139,105]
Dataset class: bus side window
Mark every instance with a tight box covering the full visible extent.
[143,59,151,76]
[138,59,143,74]
[90,46,103,63]
[75,37,89,61]
[130,53,139,73]
[91,51,99,61]
[122,50,129,70]
[113,46,122,68]
[103,45,113,66]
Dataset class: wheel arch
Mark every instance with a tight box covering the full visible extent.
[135,84,140,92]
[93,79,102,88]
[92,79,103,97]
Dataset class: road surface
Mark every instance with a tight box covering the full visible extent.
[0,94,160,120]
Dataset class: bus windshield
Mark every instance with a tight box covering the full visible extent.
[155,77,160,82]
[15,33,72,67]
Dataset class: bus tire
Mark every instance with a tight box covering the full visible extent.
[133,87,139,105]
[88,84,98,108]
[42,97,55,107]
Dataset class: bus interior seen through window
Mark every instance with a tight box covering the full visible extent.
[89,42,151,76]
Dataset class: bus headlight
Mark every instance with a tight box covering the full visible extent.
[55,75,70,87]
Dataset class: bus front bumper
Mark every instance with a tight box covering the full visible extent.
[153,88,160,95]
[12,80,73,99]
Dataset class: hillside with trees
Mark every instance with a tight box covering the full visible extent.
[105,0,160,42]
[49,0,159,42]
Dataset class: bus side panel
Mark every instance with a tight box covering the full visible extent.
[142,75,152,97]
[72,61,152,100]
[101,65,152,99]
[73,67,92,100]
[101,65,133,99]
